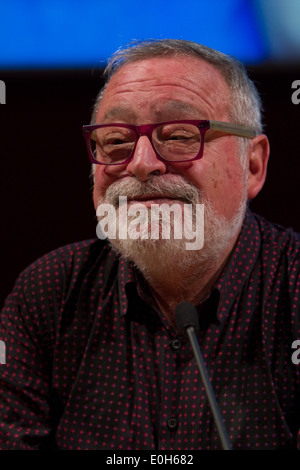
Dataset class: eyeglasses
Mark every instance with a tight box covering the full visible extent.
[82,120,256,166]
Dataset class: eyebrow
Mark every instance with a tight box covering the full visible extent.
[100,101,204,123]
[156,101,201,117]
[101,107,137,122]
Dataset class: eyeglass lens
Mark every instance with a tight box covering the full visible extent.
[90,123,202,164]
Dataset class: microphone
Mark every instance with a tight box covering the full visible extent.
[175,301,232,450]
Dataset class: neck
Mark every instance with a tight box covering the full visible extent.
[112,216,243,325]
[142,245,233,327]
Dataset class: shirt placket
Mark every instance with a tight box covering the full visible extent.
[156,332,189,450]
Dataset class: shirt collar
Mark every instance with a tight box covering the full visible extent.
[213,209,261,322]
[117,209,261,325]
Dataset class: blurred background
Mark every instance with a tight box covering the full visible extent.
[0,0,300,308]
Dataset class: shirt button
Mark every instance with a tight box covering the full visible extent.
[167,417,178,431]
[171,338,182,351]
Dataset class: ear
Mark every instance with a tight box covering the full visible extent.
[247,134,270,200]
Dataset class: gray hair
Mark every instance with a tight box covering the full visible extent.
[91,39,263,163]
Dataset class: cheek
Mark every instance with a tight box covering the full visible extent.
[211,159,239,188]
[210,158,247,216]
[93,166,117,206]
[208,141,245,193]
[182,153,246,216]
[93,164,131,207]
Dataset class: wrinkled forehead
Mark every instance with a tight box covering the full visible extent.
[96,56,232,122]
[104,55,231,99]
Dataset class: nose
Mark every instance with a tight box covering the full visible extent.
[125,135,167,181]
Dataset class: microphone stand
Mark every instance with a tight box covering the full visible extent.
[186,325,232,450]
[175,302,232,450]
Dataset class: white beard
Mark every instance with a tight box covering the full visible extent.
[96,174,248,285]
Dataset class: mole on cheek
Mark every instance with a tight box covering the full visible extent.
[226,168,233,179]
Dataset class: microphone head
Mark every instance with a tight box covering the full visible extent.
[175,301,200,336]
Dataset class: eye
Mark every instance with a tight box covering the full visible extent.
[102,130,134,146]
[91,126,136,163]
[104,136,126,146]
[167,132,191,141]
[162,129,192,141]
[158,124,198,142]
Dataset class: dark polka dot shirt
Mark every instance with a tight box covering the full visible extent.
[0,210,299,450]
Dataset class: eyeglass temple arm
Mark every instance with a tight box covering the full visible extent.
[209,120,257,139]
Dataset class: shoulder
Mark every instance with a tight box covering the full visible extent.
[26,238,103,267]
[20,238,109,277]
[252,211,300,260]
[6,238,117,303]
[250,212,300,295]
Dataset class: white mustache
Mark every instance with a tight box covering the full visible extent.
[102,176,200,207]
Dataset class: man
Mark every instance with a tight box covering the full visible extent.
[0,39,299,450]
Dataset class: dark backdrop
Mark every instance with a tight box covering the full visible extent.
[1,64,300,309]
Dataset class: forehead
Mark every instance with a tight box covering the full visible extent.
[97,55,231,122]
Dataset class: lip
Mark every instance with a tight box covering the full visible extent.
[126,195,187,207]
[128,195,176,201]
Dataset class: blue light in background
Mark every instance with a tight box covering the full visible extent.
[255,0,300,61]
[0,0,267,69]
